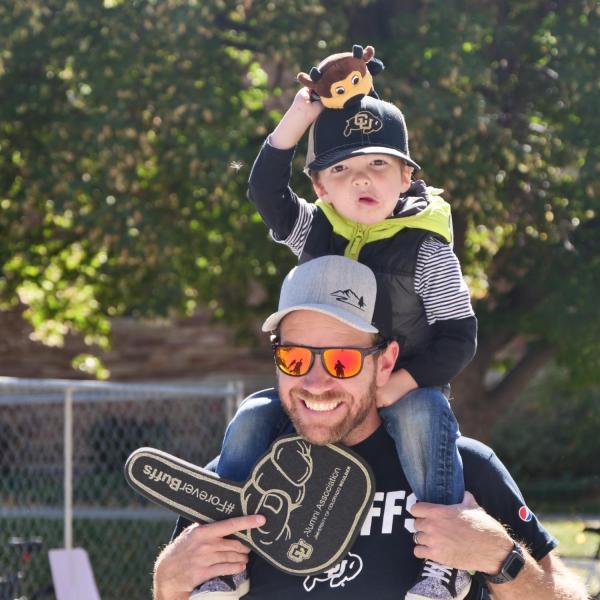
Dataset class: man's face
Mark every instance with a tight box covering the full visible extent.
[312,154,413,225]
[276,310,397,446]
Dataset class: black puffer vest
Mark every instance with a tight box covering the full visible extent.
[299,211,438,364]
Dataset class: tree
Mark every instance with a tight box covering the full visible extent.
[0,0,598,438]
[356,0,600,437]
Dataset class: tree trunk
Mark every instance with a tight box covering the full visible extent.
[452,343,555,442]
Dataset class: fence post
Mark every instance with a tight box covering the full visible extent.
[64,387,74,549]
[224,380,245,425]
[235,380,244,411]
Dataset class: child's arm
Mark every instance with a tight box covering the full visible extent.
[377,237,477,407]
[403,236,477,386]
[247,89,323,255]
[376,369,418,407]
[269,87,324,150]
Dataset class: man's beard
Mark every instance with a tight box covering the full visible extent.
[279,377,378,445]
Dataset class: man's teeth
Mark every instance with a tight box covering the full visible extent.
[304,399,340,412]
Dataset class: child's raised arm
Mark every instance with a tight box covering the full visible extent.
[270,87,324,150]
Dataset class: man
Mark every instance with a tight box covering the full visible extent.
[153,256,586,600]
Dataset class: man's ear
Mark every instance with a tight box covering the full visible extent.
[375,341,400,387]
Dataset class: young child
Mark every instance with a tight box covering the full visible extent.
[192,90,476,600]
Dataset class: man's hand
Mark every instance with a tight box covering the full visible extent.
[153,514,265,600]
[410,492,513,574]
[411,493,588,599]
[376,368,418,408]
[270,87,324,150]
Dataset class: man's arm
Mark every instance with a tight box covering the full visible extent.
[153,515,265,600]
[490,552,589,600]
[410,493,587,600]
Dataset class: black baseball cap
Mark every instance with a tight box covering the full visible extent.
[305,96,420,173]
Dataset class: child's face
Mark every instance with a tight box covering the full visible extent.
[312,154,413,225]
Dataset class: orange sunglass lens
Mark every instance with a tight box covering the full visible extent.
[275,346,312,376]
[322,349,362,378]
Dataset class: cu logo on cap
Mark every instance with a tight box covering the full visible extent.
[287,538,314,563]
[344,111,382,137]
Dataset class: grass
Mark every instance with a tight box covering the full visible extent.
[542,517,600,596]
[542,518,600,556]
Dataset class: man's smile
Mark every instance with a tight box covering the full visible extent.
[302,398,342,412]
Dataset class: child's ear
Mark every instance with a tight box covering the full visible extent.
[400,163,413,193]
[311,176,328,200]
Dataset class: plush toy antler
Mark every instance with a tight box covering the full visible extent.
[297,44,385,109]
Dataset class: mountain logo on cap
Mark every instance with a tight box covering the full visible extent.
[331,289,366,311]
[344,111,382,137]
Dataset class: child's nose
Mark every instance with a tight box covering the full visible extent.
[352,172,370,187]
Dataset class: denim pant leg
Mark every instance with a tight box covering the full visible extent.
[379,387,464,504]
[216,387,292,483]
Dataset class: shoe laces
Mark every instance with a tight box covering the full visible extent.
[422,560,453,583]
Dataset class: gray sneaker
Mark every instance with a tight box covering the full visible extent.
[405,561,471,600]
[189,571,250,599]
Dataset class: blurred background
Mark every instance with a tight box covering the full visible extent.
[0,0,599,598]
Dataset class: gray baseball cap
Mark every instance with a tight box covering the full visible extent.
[262,256,379,334]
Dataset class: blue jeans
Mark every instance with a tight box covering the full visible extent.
[216,388,292,483]
[217,386,464,505]
[380,386,464,504]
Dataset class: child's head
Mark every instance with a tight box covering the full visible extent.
[305,97,420,225]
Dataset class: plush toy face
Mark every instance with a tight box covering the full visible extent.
[297,45,382,110]
[323,68,374,109]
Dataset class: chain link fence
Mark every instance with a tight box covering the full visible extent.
[0,376,244,600]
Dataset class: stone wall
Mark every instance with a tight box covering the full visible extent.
[0,307,276,390]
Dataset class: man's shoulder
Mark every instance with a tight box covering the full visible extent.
[457,436,520,496]
[457,436,495,460]
[457,437,503,480]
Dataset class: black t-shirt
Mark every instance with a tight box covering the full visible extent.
[172,428,556,599]
[244,427,556,599]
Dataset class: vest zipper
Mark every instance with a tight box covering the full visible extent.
[344,224,368,260]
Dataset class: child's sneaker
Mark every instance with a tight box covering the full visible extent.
[405,560,471,600]
[189,571,250,599]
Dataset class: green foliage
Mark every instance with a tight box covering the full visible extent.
[491,368,600,509]
[0,1,598,383]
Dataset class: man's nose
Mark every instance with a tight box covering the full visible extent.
[301,357,334,392]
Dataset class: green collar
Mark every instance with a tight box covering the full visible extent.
[316,192,453,260]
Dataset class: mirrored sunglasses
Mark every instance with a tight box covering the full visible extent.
[272,342,387,379]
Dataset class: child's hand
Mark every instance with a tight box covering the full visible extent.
[270,87,324,150]
[290,87,325,122]
[376,369,418,407]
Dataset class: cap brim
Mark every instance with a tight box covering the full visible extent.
[262,303,379,334]
[308,145,421,171]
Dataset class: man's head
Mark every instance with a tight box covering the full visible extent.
[262,256,399,446]
[305,96,420,225]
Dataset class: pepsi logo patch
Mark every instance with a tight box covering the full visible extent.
[518,505,533,522]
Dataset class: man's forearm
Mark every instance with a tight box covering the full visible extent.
[153,552,188,600]
[487,551,587,600]
[410,494,587,600]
